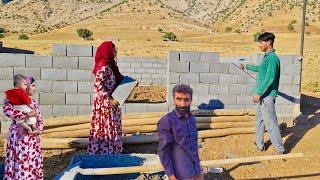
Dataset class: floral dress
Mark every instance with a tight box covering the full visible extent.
[3,99,44,180]
[87,65,122,155]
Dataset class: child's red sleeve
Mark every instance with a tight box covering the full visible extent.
[18,89,32,104]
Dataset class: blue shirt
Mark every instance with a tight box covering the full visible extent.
[157,109,201,179]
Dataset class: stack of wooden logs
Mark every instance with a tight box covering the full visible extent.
[39,109,256,149]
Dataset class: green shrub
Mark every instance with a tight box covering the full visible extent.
[162,32,177,41]
[0,34,4,39]
[225,27,232,32]
[157,27,163,33]
[287,20,297,32]
[76,28,93,40]
[0,27,5,34]
[253,32,263,42]
[18,34,29,40]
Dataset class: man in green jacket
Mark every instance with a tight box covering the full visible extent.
[240,32,285,154]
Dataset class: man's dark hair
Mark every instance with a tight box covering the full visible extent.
[13,74,26,87]
[172,84,193,99]
[258,32,275,45]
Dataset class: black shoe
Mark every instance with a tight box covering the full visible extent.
[254,142,266,152]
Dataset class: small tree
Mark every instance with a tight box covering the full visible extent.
[162,32,177,41]
[157,27,163,33]
[0,34,4,39]
[76,28,93,40]
[225,27,232,32]
[287,20,297,32]
[0,27,5,34]
[253,32,263,42]
[18,34,29,40]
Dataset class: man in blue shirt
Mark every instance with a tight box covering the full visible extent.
[157,84,203,180]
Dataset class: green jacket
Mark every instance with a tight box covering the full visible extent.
[246,49,280,97]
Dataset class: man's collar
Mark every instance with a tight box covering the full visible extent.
[173,109,190,119]
[265,49,275,56]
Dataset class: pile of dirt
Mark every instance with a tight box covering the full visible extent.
[127,86,166,103]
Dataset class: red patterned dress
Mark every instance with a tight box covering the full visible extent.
[87,65,123,155]
[3,99,44,180]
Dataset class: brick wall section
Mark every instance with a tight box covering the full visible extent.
[0,44,167,117]
[167,51,302,122]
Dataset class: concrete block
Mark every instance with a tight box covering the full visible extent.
[180,51,200,62]
[41,68,67,80]
[39,105,53,117]
[129,74,141,80]
[293,55,302,64]
[276,96,293,105]
[218,95,237,105]
[67,70,92,81]
[78,105,92,115]
[66,93,91,105]
[118,62,131,68]
[142,74,152,79]
[228,63,243,74]
[226,105,246,110]
[125,103,148,113]
[152,78,166,85]
[141,63,153,68]
[67,45,92,57]
[237,95,252,104]
[53,44,67,56]
[200,52,219,62]
[140,79,153,85]
[156,69,166,74]
[246,85,255,94]
[1,121,11,134]
[153,63,163,68]
[168,51,180,62]
[0,80,12,92]
[219,74,238,84]
[93,46,97,57]
[0,67,13,80]
[39,93,65,105]
[209,84,228,95]
[52,81,78,93]
[0,53,26,67]
[229,84,247,94]
[53,105,78,117]
[147,103,168,112]
[122,68,135,74]
[78,57,94,70]
[280,75,293,85]
[14,67,41,80]
[189,83,209,94]
[151,74,163,79]
[131,63,142,68]
[169,62,189,73]
[169,73,180,83]
[78,82,94,93]
[26,55,52,68]
[134,68,145,73]
[209,63,229,73]
[145,69,156,73]
[121,57,133,63]
[53,56,78,69]
[36,80,52,93]
[190,63,209,73]
[283,64,301,75]
[199,73,219,84]
[281,85,300,96]
[252,54,265,63]
[237,74,256,84]
[278,55,293,65]
[134,57,146,62]
[180,73,199,83]
[293,75,301,85]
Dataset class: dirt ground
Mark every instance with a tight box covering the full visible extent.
[127,86,167,103]
[0,93,320,179]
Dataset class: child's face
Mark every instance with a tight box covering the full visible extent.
[18,79,28,91]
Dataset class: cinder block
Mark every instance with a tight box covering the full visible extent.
[1,121,11,134]
[52,105,78,117]
[225,105,246,110]
[229,84,247,94]
[140,79,153,85]
[293,75,301,85]
[278,55,293,65]
[252,54,265,63]
[190,63,209,73]
[152,78,166,85]
[121,57,133,63]
[66,93,91,105]
[237,74,256,84]
[156,69,166,74]
[141,62,153,68]
[218,95,237,105]
[78,82,93,93]
[118,62,131,68]
[53,56,78,69]
[169,73,180,83]
[180,51,200,62]
[0,54,26,67]
[134,57,146,62]
[67,45,92,57]
[199,73,219,84]
[52,81,77,93]
[209,63,229,73]
[0,67,13,80]
[92,46,97,57]
[39,105,53,117]
[78,57,94,70]
[169,62,189,73]
[131,63,142,68]
[147,103,168,112]
[283,64,301,75]
[276,96,293,105]
[122,68,135,74]
[180,73,199,83]
[209,84,228,95]
[142,74,152,79]
[134,68,145,73]
[280,75,293,85]
[246,85,255,94]
[153,63,163,68]
[41,68,67,80]
[293,55,302,64]
[189,83,209,94]
[219,74,238,84]
[14,67,41,80]
[0,80,12,91]
[129,74,141,80]
[39,93,65,105]
[78,105,92,115]
[26,55,52,68]
[125,103,148,113]
[237,95,252,104]
[281,85,300,96]
[200,52,219,62]
[168,51,180,62]
[228,63,243,74]
[151,74,163,79]
[53,44,67,56]
[67,70,92,81]
[36,80,52,93]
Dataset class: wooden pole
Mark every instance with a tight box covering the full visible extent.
[43,123,89,134]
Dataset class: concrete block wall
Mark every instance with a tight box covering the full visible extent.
[167,51,301,122]
[0,44,166,117]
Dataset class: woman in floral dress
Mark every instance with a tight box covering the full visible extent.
[3,75,44,179]
[87,41,123,155]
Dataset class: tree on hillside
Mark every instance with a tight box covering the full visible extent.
[76,28,93,40]
[162,32,177,41]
